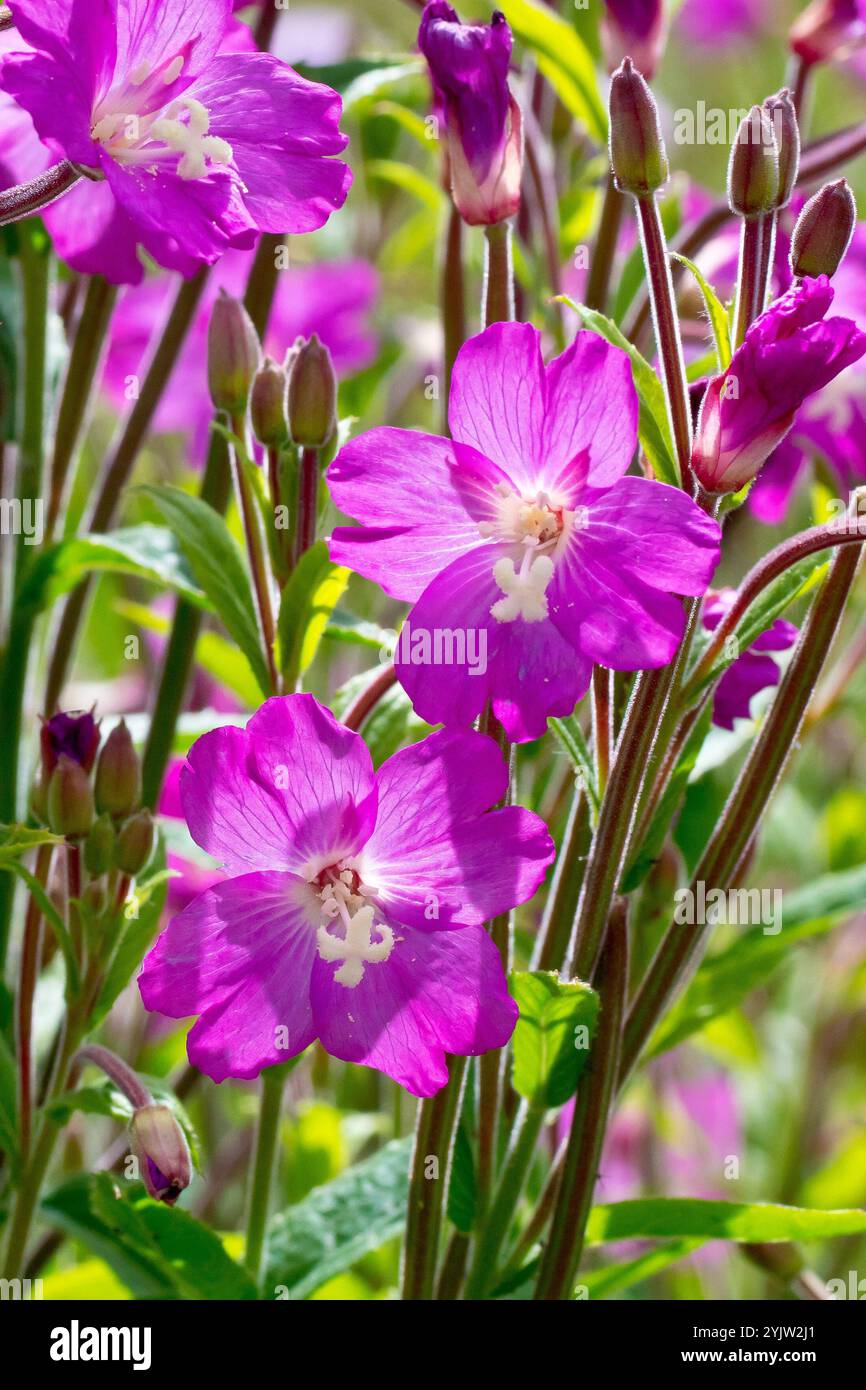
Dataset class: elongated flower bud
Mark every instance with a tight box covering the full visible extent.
[288,335,337,449]
[251,357,289,447]
[728,106,779,217]
[130,1103,192,1206]
[608,58,668,197]
[95,721,141,818]
[208,290,261,415]
[84,813,116,876]
[763,89,800,208]
[47,755,94,838]
[114,809,155,877]
[790,179,856,279]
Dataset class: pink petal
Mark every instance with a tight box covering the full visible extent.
[542,330,639,489]
[574,476,722,596]
[449,322,546,494]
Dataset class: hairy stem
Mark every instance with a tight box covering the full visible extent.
[634,193,693,488]
[585,174,625,313]
[243,1066,286,1286]
[401,1056,468,1300]
[482,221,514,328]
[0,163,81,227]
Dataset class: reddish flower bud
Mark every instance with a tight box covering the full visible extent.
[728,106,779,217]
[288,334,337,449]
[130,1104,192,1206]
[47,755,94,838]
[207,290,261,415]
[601,0,665,79]
[790,0,866,66]
[763,89,800,208]
[95,721,141,818]
[608,58,668,197]
[790,179,857,279]
[40,709,100,777]
[114,809,155,877]
[251,357,289,447]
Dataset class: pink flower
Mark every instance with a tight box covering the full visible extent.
[1,0,351,283]
[702,589,798,730]
[101,249,378,460]
[139,695,554,1096]
[692,277,866,494]
[327,323,721,742]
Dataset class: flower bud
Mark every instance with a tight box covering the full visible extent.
[601,0,665,79]
[83,813,116,876]
[608,58,668,197]
[130,1103,192,1206]
[287,335,337,449]
[114,809,155,877]
[727,106,779,217]
[790,0,866,67]
[790,179,856,279]
[251,357,289,447]
[40,709,100,778]
[82,880,108,916]
[763,89,800,208]
[47,755,94,838]
[207,290,261,415]
[95,721,141,818]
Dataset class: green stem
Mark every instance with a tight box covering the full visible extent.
[294,446,319,567]
[585,174,625,313]
[243,1066,286,1285]
[591,666,611,796]
[534,902,628,1300]
[464,1102,545,1298]
[230,426,278,693]
[622,544,862,1080]
[46,276,118,538]
[531,790,591,973]
[442,206,465,428]
[634,193,693,488]
[733,214,764,349]
[401,1055,468,1300]
[16,843,53,1159]
[482,221,514,327]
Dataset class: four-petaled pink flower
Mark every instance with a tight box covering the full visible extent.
[138,695,554,1097]
[327,323,722,742]
[1,0,351,282]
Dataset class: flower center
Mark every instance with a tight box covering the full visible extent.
[480,485,565,624]
[90,60,232,182]
[313,864,394,989]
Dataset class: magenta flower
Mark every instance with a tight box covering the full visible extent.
[101,249,378,460]
[1,0,351,283]
[692,277,866,495]
[139,695,553,1096]
[702,589,798,730]
[418,1,522,226]
[601,1,665,77]
[328,323,721,742]
[790,0,866,66]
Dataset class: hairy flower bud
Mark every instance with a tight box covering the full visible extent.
[84,813,116,876]
[790,0,866,67]
[601,0,665,79]
[47,755,94,838]
[114,809,155,877]
[728,106,779,217]
[763,89,800,208]
[207,290,261,415]
[95,721,141,819]
[288,334,337,449]
[130,1103,192,1206]
[250,356,289,447]
[608,58,668,197]
[790,179,857,279]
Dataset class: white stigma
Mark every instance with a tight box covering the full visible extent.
[491,551,555,623]
[151,98,232,181]
[314,869,394,988]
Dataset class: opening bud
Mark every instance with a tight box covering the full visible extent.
[47,755,94,838]
[287,334,337,449]
[130,1103,192,1206]
[207,290,261,415]
[95,721,141,819]
[608,58,668,197]
[790,179,857,278]
[728,106,779,217]
[251,357,289,447]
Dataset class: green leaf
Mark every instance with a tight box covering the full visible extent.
[264,1136,412,1300]
[1,858,80,1000]
[582,1239,704,1298]
[447,1124,477,1234]
[277,541,350,687]
[140,485,270,696]
[550,715,600,818]
[498,0,606,142]
[649,864,866,1056]
[670,253,732,370]
[46,1083,134,1125]
[15,526,206,621]
[42,1173,257,1300]
[585,1198,866,1245]
[0,824,63,864]
[560,299,679,486]
[332,666,432,766]
[366,158,445,213]
[91,841,170,1028]
[509,971,599,1109]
